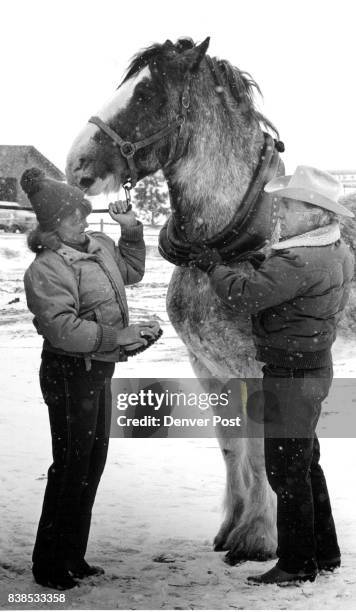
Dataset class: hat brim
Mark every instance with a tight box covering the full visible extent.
[264,175,292,194]
[265,177,354,218]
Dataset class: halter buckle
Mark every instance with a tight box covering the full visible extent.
[120,142,136,158]
[182,91,190,109]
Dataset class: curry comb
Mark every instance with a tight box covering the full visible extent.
[124,328,163,357]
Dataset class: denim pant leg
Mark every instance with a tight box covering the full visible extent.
[76,372,114,561]
[310,436,340,563]
[264,435,317,572]
[33,353,114,569]
[262,364,334,573]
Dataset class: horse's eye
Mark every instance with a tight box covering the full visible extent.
[135,84,151,99]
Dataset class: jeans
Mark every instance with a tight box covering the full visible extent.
[33,351,115,570]
[262,363,340,573]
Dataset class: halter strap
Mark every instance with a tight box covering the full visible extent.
[88,79,190,189]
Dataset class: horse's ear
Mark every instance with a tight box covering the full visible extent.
[180,37,210,73]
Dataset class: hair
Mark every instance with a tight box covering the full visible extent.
[121,37,279,137]
[27,200,92,253]
[27,226,62,253]
[300,202,337,228]
[317,209,338,227]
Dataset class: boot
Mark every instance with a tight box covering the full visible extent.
[66,559,105,579]
[32,565,79,590]
[247,563,317,585]
[317,556,341,572]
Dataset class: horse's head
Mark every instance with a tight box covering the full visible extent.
[66,37,210,195]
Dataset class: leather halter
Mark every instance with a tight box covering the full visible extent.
[158,133,285,266]
[88,78,191,189]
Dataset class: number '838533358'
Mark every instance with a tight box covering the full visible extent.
[8,593,66,603]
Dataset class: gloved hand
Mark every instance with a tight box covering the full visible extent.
[116,321,160,348]
[122,321,163,356]
[244,252,266,270]
[188,244,223,273]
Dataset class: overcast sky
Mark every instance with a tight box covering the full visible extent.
[1,0,355,176]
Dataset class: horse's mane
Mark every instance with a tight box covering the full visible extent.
[121,38,278,137]
[121,38,196,82]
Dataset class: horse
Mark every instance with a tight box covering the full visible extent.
[66,37,287,564]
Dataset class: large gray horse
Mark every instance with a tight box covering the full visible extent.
[65,37,305,564]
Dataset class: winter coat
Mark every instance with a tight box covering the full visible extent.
[24,224,145,364]
[208,222,355,368]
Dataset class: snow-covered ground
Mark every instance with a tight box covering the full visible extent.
[1,231,356,610]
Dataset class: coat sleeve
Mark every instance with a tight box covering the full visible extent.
[116,222,146,285]
[24,257,120,353]
[92,223,146,285]
[207,251,308,314]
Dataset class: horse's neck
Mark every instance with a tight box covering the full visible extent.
[164,116,264,241]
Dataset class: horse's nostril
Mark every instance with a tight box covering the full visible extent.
[74,157,85,172]
[80,177,95,189]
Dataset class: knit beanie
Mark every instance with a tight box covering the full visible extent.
[20,168,91,231]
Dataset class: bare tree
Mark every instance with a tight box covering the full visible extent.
[133,171,169,225]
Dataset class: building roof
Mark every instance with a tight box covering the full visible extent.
[0,145,65,180]
[328,169,356,175]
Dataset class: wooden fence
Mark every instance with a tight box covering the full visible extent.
[88,219,162,248]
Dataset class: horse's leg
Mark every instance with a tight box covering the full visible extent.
[219,378,277,564]
[189,352,277,564]
[219,438,277,564]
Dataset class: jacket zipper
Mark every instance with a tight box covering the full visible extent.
[94,259,129,327]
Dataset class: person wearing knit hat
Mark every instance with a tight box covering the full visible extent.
[21,167,91,231]
[22,168,161,590]
[189,166,354,584]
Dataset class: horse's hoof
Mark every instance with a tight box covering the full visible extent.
[223,550,271,566]
[213,534,229,552]
[213,526,232,552]
[223,550,246,566]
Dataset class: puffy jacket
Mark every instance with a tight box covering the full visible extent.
[24,224,145,363]
[208,222,354,368]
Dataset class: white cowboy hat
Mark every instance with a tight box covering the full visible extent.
[264,165,354,218]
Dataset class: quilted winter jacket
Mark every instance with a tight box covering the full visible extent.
[24,224,145,363]
[208,222,355,368]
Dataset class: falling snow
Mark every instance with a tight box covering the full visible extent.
[1,232,356,609]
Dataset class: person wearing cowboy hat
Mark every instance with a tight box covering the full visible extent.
[22,168,160,590]
[189,166,354,585]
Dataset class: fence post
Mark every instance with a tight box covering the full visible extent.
[100,218,104,232]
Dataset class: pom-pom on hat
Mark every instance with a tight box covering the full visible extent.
[20,168,90,231]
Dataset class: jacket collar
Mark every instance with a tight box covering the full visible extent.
[56,234,103,265]
[271,221,341,250]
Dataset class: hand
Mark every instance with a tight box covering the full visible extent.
[188,244,223,272]
[108,201,138,227]
[235,251,266,269]
[136,319,161,337]
[116,321,161,348]
[247,252,266,269]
